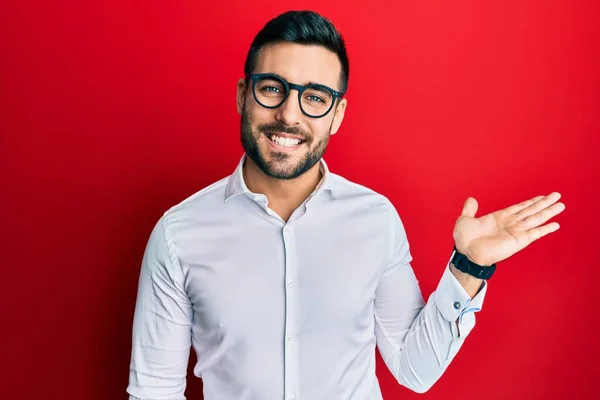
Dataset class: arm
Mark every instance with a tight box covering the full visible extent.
[376,192,564,393]
[127,215,193,400]
[374,206,486,393]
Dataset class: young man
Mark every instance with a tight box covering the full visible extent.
[127,10,565,400]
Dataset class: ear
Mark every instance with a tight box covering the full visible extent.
[236,78,248,115]
[329,98,347,135]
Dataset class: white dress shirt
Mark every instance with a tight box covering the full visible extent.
[127,154,487,400]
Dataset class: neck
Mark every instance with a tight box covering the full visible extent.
[242,156,323,221]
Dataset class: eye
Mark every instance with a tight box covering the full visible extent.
[263,86,282,93]
[303,86,332,105]
[256,78,285,95]
[305,94,325,103]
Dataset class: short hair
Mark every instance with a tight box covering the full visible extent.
[243,10,349,93]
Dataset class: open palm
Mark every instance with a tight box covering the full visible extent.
[453,192,565,266]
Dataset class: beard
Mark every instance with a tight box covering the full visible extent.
[240,110,330,180]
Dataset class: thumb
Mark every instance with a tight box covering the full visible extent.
[461,197,478,217]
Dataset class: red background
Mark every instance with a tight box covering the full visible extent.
[2,1,599,399]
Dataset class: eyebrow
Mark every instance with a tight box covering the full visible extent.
[309,86,331,94]
[271,73,327,88]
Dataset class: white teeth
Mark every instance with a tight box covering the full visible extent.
[271,135,301,147]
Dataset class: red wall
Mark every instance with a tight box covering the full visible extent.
[2,1,598,399]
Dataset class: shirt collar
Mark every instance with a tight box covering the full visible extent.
[224,153,337,203]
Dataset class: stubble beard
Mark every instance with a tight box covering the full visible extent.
[240,110,330,180]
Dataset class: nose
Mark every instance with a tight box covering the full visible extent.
[274,89,303,126]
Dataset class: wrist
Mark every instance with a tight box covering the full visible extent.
[451,245,497,280]
[450,263,484,298]
[455,244,488,266]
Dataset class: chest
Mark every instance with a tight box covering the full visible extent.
[178,217,388,336]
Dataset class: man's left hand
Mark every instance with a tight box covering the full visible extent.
[453,192,566,266]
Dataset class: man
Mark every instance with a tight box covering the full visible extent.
[127,10,565,400]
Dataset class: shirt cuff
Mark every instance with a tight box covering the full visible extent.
[434,252,488,324]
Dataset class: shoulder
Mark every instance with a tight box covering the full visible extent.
[157,175,231,234]
[328,172,397,213]
[168,176,230,213]
[327,171,408,240]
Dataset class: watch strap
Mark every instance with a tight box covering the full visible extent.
[451,246,496,280]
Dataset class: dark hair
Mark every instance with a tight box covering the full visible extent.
[243,10,349,93]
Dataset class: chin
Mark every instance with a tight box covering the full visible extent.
[263,159,300,178]
[258,156,305,180]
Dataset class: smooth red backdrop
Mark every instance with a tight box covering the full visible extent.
[2,1,598,399]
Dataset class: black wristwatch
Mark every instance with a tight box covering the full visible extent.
[451,246,496,280]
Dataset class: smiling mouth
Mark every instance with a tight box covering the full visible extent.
[265,133,306,148]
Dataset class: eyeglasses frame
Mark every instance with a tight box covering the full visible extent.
[248,73,345,119]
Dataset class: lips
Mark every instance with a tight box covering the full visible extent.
[265,132,306,148]
[265,132,305,142]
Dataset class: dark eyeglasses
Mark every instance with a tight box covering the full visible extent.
[248,73,345,118]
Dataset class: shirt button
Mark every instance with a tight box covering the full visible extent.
[289,396,296,400]
[453,301,461,310]
[287,280,295,288]
[287,336,295,344]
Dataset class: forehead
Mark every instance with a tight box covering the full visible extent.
[253,42,342,91]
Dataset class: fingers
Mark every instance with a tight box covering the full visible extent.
[526,222,561,243]
[505,195,545,216]
[520,201,566,230]
[514,192,562,220]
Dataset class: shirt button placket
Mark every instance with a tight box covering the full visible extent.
[282,224,299,400]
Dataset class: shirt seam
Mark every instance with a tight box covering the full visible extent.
[161,212,186,289]
[386,201,396,268]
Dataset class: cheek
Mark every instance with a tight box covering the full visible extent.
[243,110,264,134]
[308,120,332,139]
[246,106,273,127]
